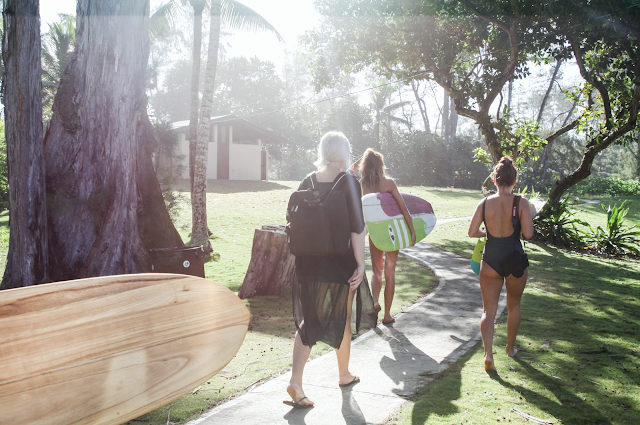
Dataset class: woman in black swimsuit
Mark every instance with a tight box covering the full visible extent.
[468,157,534,371]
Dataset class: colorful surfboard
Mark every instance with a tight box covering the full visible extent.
[0,273,250,425]
[362,192,437,251]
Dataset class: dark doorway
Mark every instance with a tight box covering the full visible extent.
[261,150,268,180]
[217,125,229,180]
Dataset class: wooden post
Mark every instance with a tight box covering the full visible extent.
[239,225,295,299]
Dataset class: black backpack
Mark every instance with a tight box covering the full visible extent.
[286,172,352,256]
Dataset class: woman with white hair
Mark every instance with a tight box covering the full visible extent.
[286,131,376,408]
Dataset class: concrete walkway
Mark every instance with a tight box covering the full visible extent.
[188,243,506,425]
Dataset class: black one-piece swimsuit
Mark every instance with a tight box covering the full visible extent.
[481,197,529,278]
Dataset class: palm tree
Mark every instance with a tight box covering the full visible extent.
[41,15,76,114]
[151,0,282,196]
[371,82,410,151]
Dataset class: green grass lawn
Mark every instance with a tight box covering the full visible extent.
[387,196,640,425]
[1,183,637,425]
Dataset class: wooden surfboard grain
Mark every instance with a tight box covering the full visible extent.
[0,273,250,425]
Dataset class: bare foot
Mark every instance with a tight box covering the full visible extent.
[484,356,496,371]
[374,304,381,314]
[287,384,314,407]
[381,316,395,325]
[506,346,518,357]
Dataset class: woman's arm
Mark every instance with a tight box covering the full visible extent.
[348,229,366,290]
[519,197,534,240]
[468,200,486,238]
[387,180,417,246]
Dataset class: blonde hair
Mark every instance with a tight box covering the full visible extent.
[314,131,351,171]
[359,148,386,193]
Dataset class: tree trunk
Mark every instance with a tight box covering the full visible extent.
[449,96,458,144]
[191,0,222,253]
[536,60,562,125]
[0,0,49,289]
[43,0,183,282]
[238,225,295,299]
[449,96,459,186]
[411,80,430,133]
[442,90,449,141]
[188,0,206,196]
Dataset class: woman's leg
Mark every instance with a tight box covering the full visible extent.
[287,331,313,405]
[369,237,384,312]
[335,288,358,385]
[479,261,504,370]
[504,268,528,357]
[381,250,399,324]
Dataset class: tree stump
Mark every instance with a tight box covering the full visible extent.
[239,225,295,299]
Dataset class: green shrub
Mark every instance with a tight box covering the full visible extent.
[571,177,640,197]
[583,201,640,255]
[534,196,588,247]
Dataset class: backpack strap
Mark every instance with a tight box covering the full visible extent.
[329,172,347,191]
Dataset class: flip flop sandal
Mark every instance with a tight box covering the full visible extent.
[283,396,314,409]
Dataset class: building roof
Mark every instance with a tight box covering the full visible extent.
[171,115,289,144]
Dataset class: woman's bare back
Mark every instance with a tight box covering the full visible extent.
[484,194,525,237]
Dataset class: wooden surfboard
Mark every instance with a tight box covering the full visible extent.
[0,273,250,425]
[362,192,437,251]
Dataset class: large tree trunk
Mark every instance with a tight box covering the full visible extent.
[188,0,206,195]
[0,0,49,289]
[44,0,183,282]
[191,0,221,253]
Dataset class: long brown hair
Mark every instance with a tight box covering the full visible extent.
[359,148,386,193]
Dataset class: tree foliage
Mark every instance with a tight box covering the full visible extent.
[307,0,640,205]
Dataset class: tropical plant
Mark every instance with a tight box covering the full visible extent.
[41,15,76,116]
[533,196,588,248]
[584,201,640,255]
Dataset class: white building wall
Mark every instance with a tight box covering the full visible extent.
[177,127,218,179]
[173,124,265,181]
[229,140,262,180]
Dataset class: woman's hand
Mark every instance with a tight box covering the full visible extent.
[411,229,417,246]
[348,265,365,290]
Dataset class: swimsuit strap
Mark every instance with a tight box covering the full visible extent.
[511,195,521,239]
[482,197,487,224]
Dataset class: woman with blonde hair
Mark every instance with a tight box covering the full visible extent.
[468,156,534,371]
[359,148,416,324]
[286,132,376,408]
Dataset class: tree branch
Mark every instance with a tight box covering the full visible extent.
[480,17,520,112]
[568,33,613,130]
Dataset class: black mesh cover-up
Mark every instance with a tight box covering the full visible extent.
[292,172,377,348]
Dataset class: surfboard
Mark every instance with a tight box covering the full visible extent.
[362,192,437,251]
[0,273,250,425]
[529,196,546,217]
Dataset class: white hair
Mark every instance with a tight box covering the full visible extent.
[314,131,351,171]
